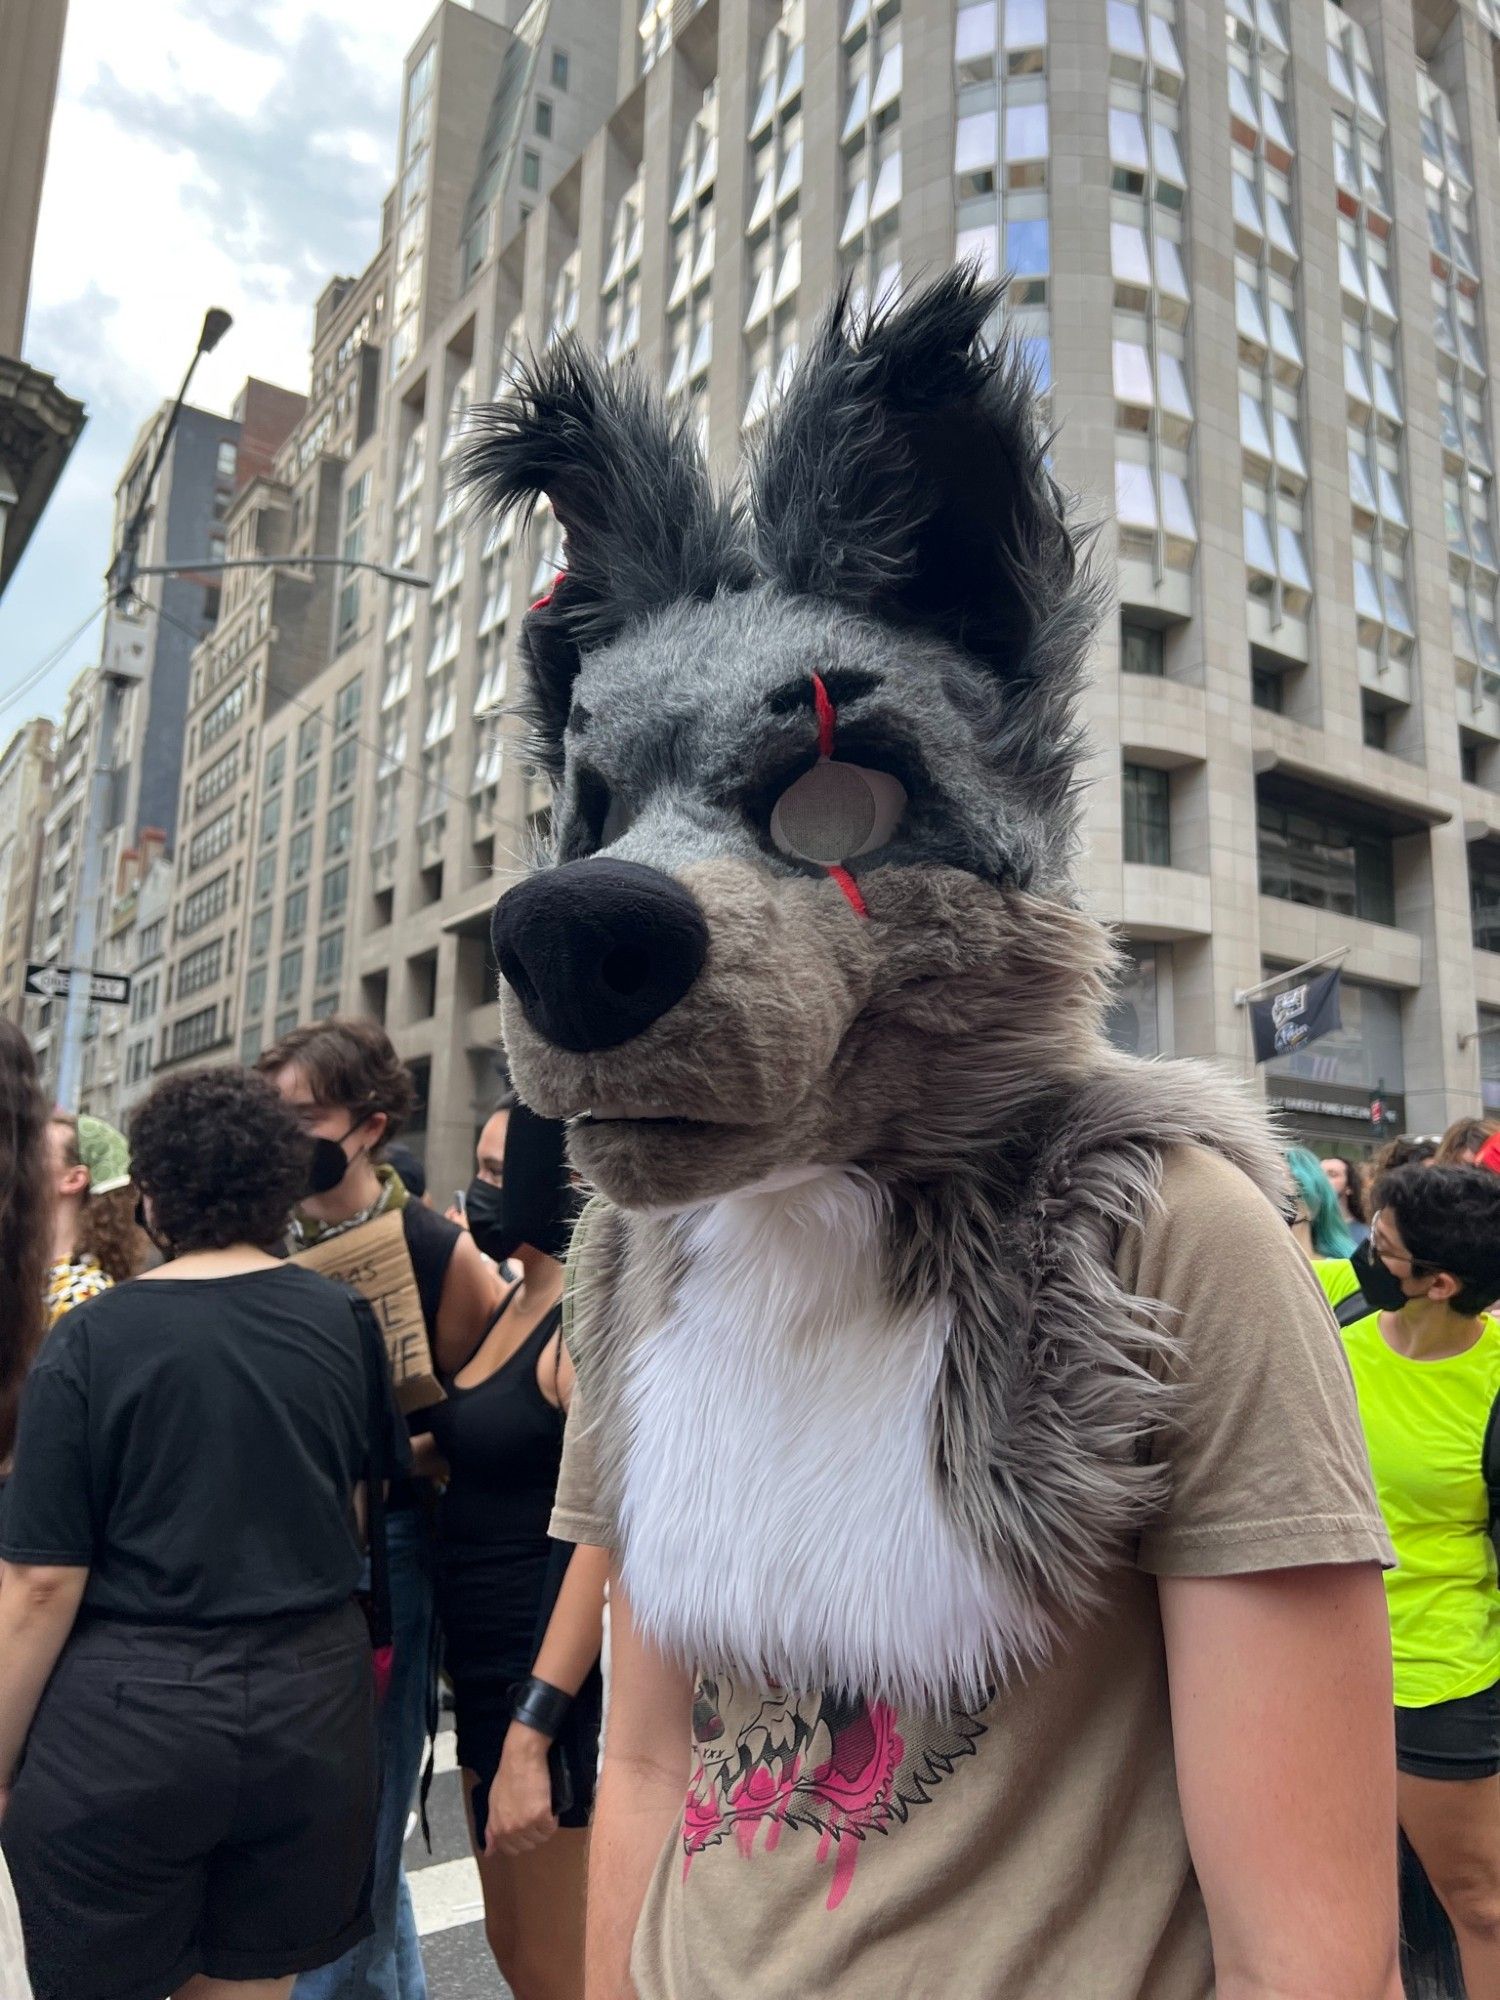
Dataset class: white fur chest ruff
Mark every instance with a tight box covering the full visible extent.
[616,1169,1048,1708]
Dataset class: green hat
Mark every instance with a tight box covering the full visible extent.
[76,1115,131,1196]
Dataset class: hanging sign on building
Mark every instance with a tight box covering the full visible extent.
[1250,966,1343,1065]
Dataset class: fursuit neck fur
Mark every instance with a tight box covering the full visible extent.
[569,1053,1285,1713]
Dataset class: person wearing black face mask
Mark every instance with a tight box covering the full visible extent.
[1339,1164,1500,1997]
[415,1104,605,2000]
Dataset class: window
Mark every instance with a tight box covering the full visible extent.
[264,741,285,792]
[1471,843,1500,952]
[194,745,239,811]
[1121,621,1164,677]
[535,97,553,139]
[298,716,321,766]
[316,930,345,988]
[330,738,358,794]
[552,47,569,89]
[200,680,246,750]
[216,440,237,480]
[275,1009,299,1038]
[179,873,230,936]
[239,1026,263,1064]
[187,808,235,875]
[1257,790,1396,925]
[283,886,308,941]
[259,792,282,848]
[293,768,318,822]
[335,677,362,734]
[326,799,354,858]
[288,828,313,882]
[277,948,304,1002]
[249,908,272,961]
[521,149,541,191]
[322,863,349,921]
[1251,666,1283,712]
[1122,763,1171,866]
[1362,700,1388,751]
[137,919,164,965]
[176,938,224,998]
[244,966,267,1020]
[169,1006,219,1061]
[254,851,276,903]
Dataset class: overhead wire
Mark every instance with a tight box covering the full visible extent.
[0,596,110,721]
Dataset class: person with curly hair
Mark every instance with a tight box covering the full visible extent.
[257,1018,501,2000]
[43,1112,144,1326]
[0,1066,410,2000]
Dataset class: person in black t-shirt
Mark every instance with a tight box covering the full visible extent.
[0,1066,408,2000]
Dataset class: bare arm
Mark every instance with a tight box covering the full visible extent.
[1161,1564,1402,2000]
[486,1541,612,1854]
[432,1228,503,1375]
[0,1565,89,1803]
[586,1575,694,2000]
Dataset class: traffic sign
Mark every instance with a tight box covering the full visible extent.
[24,963,131,1007]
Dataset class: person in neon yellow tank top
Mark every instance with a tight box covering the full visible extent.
[1341,1164,1500,1995]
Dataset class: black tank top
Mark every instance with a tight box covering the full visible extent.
[425,1291,566,1550]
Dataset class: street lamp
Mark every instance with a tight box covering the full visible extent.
[54,307,233,1110]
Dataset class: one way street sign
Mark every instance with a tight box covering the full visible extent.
[24,963,131,1008]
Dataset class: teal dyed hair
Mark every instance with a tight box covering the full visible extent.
[1285,1146,1355,1260]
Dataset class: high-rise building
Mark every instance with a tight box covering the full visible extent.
[0,0,85,594]
[0,717,55,1021]
[123,0,1500,1189]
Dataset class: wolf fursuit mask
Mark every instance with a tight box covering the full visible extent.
[464,270,1283,1710]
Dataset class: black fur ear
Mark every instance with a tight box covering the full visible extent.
[459,339,752,779]
[750,269,1094,698]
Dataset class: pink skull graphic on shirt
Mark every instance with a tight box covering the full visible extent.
[681,1676,985,1911]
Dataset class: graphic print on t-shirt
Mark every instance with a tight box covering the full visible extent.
[681,1673,985,1911]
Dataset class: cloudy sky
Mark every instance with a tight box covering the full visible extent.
[0,0,427,731]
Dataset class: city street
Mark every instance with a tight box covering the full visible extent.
[408,1722,514,2000]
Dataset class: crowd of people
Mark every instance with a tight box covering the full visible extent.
[0,1014,602,2000]
[7,995,1500,1999]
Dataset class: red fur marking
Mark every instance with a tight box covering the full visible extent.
[529,586,556,611]
[811,672,837,760]
[828,866,868,918]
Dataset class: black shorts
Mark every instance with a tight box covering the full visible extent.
[2,1603,377,2000]
[1396,1677,1500,1781]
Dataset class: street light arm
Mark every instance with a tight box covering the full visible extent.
[132,554,433,589]
[109,307,233,603]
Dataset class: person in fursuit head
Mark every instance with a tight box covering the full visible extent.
[1338,1165,1500,1998]
[0,1066,408,2000]
[460,269,1402,2000]
[257,1017,502,2000]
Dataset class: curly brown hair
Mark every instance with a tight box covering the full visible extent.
[255,1016,417,1146]
[77,1184,149,1283]
[0,1020,52,1462]
[129,1067,314,1253]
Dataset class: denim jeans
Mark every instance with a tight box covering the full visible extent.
[295,1510,434,2000]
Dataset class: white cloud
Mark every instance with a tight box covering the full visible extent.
[0,0,429,725]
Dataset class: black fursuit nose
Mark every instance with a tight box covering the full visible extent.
[491,858,710,1054]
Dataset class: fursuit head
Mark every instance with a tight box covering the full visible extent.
[462,270,1284,1712]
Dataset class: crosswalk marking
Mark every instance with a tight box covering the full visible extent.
[409,1856,485,1936]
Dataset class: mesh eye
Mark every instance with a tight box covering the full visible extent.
[770,762,906,866]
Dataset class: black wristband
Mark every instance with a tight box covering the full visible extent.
[510,1674,573,1741]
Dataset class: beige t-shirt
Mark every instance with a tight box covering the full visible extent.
[552,1145,1392,2000]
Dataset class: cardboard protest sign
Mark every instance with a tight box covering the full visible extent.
[291,1208,445,1414]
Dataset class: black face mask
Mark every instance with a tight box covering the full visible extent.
[304,1118,367,1200]
[1351,1236,1415,1314]
[463,1176,505,1246]
[467,1103,575,1265]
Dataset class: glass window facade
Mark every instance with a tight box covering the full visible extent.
[954,0,1047,396]
[1257,793,1396,925]
[745,2,805,427]
[1123,761,1171,865]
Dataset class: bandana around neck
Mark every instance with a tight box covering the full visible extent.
[289,1160,407,1252]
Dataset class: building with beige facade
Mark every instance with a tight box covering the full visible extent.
[0,717,54,1022]
[54,0,1500,1186]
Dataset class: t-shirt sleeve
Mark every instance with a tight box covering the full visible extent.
[550,1367,614,1548]
[1128,1146,1394,1577]
[0,1333,95,1567]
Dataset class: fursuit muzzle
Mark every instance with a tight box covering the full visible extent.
[462,272,1285,1708]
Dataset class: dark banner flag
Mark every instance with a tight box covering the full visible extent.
[1250,967,1342,1065]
